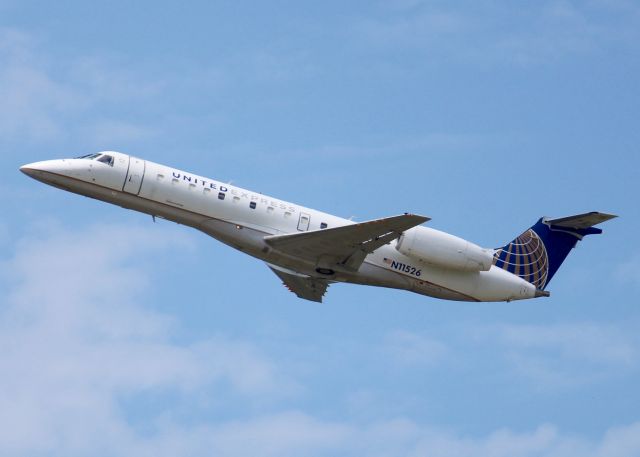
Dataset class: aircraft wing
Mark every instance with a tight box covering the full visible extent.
[268,266,330,303]
[264,214,429,272]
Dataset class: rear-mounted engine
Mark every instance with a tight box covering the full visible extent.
[396,227,494,272]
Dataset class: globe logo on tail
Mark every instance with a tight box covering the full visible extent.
[493,229,549,289]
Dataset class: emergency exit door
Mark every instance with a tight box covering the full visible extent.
[297,212,310,231]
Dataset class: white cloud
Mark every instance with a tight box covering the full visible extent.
[383,330,449,367]
[352,1,640,66]
[0,221,9,248]
[265,133,498,163]
[614,254,640,286]
[1,223,640,456]
[491,322,638,388]
[0,29,82,142]
[127,418,640,457]
[0,222,293,456]
[0,26,316,153]
[597,422,640,457]
[0,28,161,146]
[89,119,157,145]
[500,323,636,366]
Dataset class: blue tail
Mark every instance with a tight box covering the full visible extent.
[493,212,616,290]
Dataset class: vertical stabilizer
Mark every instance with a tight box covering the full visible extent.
[493,212,616,290]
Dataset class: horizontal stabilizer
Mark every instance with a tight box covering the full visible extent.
[545,212,617,230]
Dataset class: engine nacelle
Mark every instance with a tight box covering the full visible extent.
[396,227,494,272]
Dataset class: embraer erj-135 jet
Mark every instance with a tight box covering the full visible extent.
[21,152,616,303]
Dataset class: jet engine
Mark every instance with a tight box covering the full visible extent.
[396,227,494,272]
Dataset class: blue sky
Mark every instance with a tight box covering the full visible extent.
[1,1,639,455]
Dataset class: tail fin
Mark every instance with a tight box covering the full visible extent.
[493,212,617,290]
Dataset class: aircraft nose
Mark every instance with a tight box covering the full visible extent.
[20,162,45,178]
[20,163,40,177]
[20,159,70,182]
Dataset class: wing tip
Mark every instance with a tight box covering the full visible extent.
[402,212,431,223]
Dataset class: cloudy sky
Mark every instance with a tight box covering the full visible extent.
[1,1,639,456]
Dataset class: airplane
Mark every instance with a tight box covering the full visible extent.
[20,151,616,303]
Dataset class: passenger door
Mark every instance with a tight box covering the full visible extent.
[123,156,146,195]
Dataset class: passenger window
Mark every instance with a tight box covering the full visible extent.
[320,222,328,229]
[250,201,257,209]
[218,192,225,200]
[233,196,240,203]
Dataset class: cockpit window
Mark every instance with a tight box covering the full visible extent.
[97,154,114,166]
[74,153,115,166]
[75,153,101,160]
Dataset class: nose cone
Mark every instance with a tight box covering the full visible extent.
[20,162,41,178]
[20,159,71,184]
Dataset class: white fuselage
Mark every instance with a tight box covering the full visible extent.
[20,152,538,302]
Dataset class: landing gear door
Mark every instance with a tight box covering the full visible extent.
[123,157,146,195]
